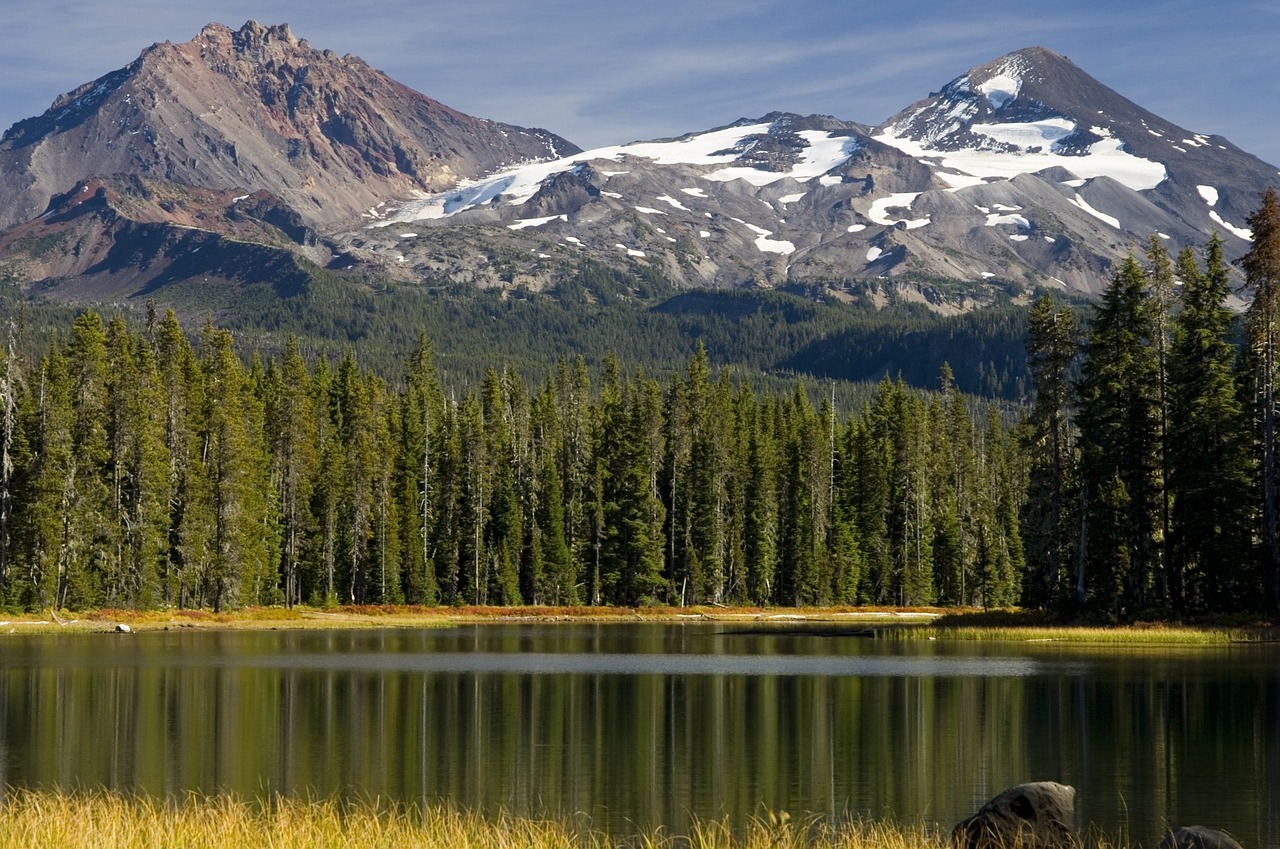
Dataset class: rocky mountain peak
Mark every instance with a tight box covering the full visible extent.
[0,21,579,233]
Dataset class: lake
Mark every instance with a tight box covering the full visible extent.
[0,623,1274,845]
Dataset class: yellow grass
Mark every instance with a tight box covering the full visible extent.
[0,604,1273,644]
[0,790,952,849]
[0,604,948,635]
[912,625,1240,644]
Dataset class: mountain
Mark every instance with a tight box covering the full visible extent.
[1,30,1277,309]
[0,21,575,242]
[365,47,1277,298]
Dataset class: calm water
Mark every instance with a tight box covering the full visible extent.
[0,623,1276,845]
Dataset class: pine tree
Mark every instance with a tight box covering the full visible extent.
[1022,293,1079,607]
[60,311,112,608]
[200,328,269,611]
[266,336,316,608]
[334,353,378,604]
[743,393,779,604]
[104,318,167,607]
[21,336,74,609]
[1169,237,1252,610]
[1076,256,1161,616]
[398,333,443,605]
[1240,187,1280,609]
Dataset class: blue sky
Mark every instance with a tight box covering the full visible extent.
[2,0,1278,168]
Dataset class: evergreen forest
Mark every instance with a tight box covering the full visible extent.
[0,189,1276,618]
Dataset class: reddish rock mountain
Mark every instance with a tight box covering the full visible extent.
[0,21,578,233]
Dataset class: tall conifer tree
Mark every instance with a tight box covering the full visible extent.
[1076,256,1161,616]
[1169,237,1252,609]
[1240,187,1280,608]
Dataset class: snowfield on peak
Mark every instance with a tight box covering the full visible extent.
[376,123,863,225]
[978,73,1021,109]
[874,119,1168,191]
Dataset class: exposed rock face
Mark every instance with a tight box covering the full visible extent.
[951,782,1081,849]
[3,34,1279,304]
[1157,826,1244,849]
[0,20,578,233]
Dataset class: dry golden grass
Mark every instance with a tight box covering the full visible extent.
[0,790,956,849]
[1,604,1272,644]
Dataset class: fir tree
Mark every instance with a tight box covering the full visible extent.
[1076,256,1161,616]
[1169,237,1252,610]
[1240,187,1280,608]
[1022,293,1079,607]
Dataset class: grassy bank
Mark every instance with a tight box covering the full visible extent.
[0,604,1272,643]
[0,790,949,849]
[0,605,945,635]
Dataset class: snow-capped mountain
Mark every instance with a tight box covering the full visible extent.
[1,30,1276,304]
[350,46,1276,298]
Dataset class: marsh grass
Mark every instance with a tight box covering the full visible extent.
[0,789,961,849]
[909,625,1240,644]
[910,609,1274,644]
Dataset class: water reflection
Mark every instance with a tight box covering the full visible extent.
[0,624,1275,845]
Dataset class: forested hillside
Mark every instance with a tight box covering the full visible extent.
[0,310,1025,612]
[3,191,1278,619]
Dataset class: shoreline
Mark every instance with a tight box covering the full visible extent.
[0,604,1270,643]
[0,604,946,634]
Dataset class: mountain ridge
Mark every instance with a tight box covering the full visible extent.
[1,28,1277,309]
[0,21,578,234]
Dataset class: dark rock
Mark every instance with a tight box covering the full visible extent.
[1157,826,1243,849]
[951,782,1080,849]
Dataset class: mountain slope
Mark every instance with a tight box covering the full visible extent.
[0,21,577,234]
[362,47,1277,297]
[1,35,1277,308]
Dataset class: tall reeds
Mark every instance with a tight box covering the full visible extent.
[0,789,951,849]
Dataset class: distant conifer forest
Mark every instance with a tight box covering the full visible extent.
[0,188,1276,619]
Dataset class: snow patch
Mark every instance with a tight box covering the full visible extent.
[1210,211,1252,241]
[656,195,689,211]
[986,212,1031,228]
[876,118,1166,192]
[1071,194,1120,228]
[379,124,863,224]
[732,218,795,255]
[868,193,930,229]
[1009,234,1029,242]
[979,73,1021,109]
[635,206,666,215]
[1197,185,1219,206]
[937,172,988,189]
[847,224,867,233]
[866,247,883,262]
[681,187,708,198]
[819,175,844,187]
[508,214,566,230]
[777,192,806,204]
[973,117,1075,149]
[399,232,419,239]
